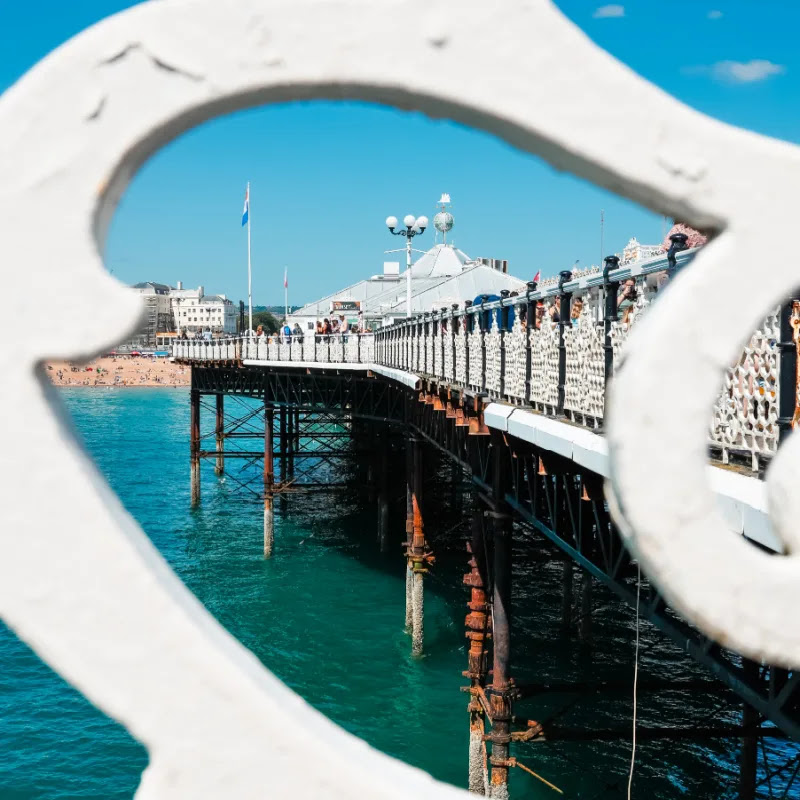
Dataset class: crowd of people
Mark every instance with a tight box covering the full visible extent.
[46,355,190,387]
[251,314,372,342]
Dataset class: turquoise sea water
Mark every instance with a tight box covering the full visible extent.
[1,389,795,798]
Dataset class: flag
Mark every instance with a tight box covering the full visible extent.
[533,269,541,283]
[241,184,249,227]
[284,267,288,289]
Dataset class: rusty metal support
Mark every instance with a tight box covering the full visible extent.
[190,388,201,506]
[409,435,427,657]
[488,431,513,800]
[214,393,224,476]
[465,506,490,795]
[264,405,275,557]
[405,435,414,633]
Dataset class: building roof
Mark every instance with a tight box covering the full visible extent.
[131,281,172,293]
[199,295,230,304]
[290,244,525,321]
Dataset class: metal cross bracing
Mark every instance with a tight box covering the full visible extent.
[195,395,362,498]
[192,364,407,425]
[187,362,800,796]
[500,439,800,742]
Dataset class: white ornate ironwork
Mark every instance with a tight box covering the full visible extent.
[425,328,433,375]
[467,324,484,391]
[563,305,605,425]
[443,318,454,382]
[503,314,527,401]
[362,335,374,363]
[345,335,359,363]
[279,341,290,361]
[433,324,443,378]
[484,317,502,395]
[455,318,468,385]
[529,322,560,410]
[329,336,343,363]
[710,310,780,469]
[303,334,316,361]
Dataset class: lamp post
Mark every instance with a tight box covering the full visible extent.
[386,214,429,317]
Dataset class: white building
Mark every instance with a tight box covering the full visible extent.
[290,197,526,331]
[171,282,237,335]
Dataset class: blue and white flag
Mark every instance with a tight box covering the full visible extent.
[241,184,250,227]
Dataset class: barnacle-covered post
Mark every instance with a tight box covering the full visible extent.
[465,505,490,795]
[487,432,513,800]
[408,435,428,656]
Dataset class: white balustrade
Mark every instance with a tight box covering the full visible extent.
[563,305,605,425]
[484,317,502,395]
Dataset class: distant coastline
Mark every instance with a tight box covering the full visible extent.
[46,356,190,388]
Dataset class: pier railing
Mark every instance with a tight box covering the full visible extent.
[374,249,797,472]
[172,250,799,471]
[173,332,376,365]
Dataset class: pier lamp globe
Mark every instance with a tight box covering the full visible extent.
[386,210,428,317]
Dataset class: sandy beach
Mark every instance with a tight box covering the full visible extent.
[46,356,190,388]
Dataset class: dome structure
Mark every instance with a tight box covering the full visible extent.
[434,211,454,233]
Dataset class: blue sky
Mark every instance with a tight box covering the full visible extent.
[1,1,797,306]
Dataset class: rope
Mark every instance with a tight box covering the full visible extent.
[627,563,641,800]
[509,759,564,794]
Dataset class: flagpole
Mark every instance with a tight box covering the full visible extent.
[247,182,253,335]
[284,267,288,320]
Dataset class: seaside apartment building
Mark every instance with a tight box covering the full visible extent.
[170,283,237,335]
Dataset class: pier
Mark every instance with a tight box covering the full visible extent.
[175,249,800,798]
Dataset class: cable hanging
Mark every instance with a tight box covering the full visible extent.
[627,563,641,800]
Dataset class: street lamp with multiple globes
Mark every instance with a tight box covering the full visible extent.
[386,213,429,317]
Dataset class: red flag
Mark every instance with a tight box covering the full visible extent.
[533,270,541,283]
[284,267,288,289]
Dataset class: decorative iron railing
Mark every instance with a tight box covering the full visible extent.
[173,333,375,365]
[172,250,799,471]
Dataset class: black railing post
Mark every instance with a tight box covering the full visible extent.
[603,255,621,392]
[480,295,490,392]
[777,296,799,445]
[666,232,689,278]
[557,270,573,415]
[525,281,536,401]
[499,289,511,396]
[464,300,473,386]
[451,303,459,380]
